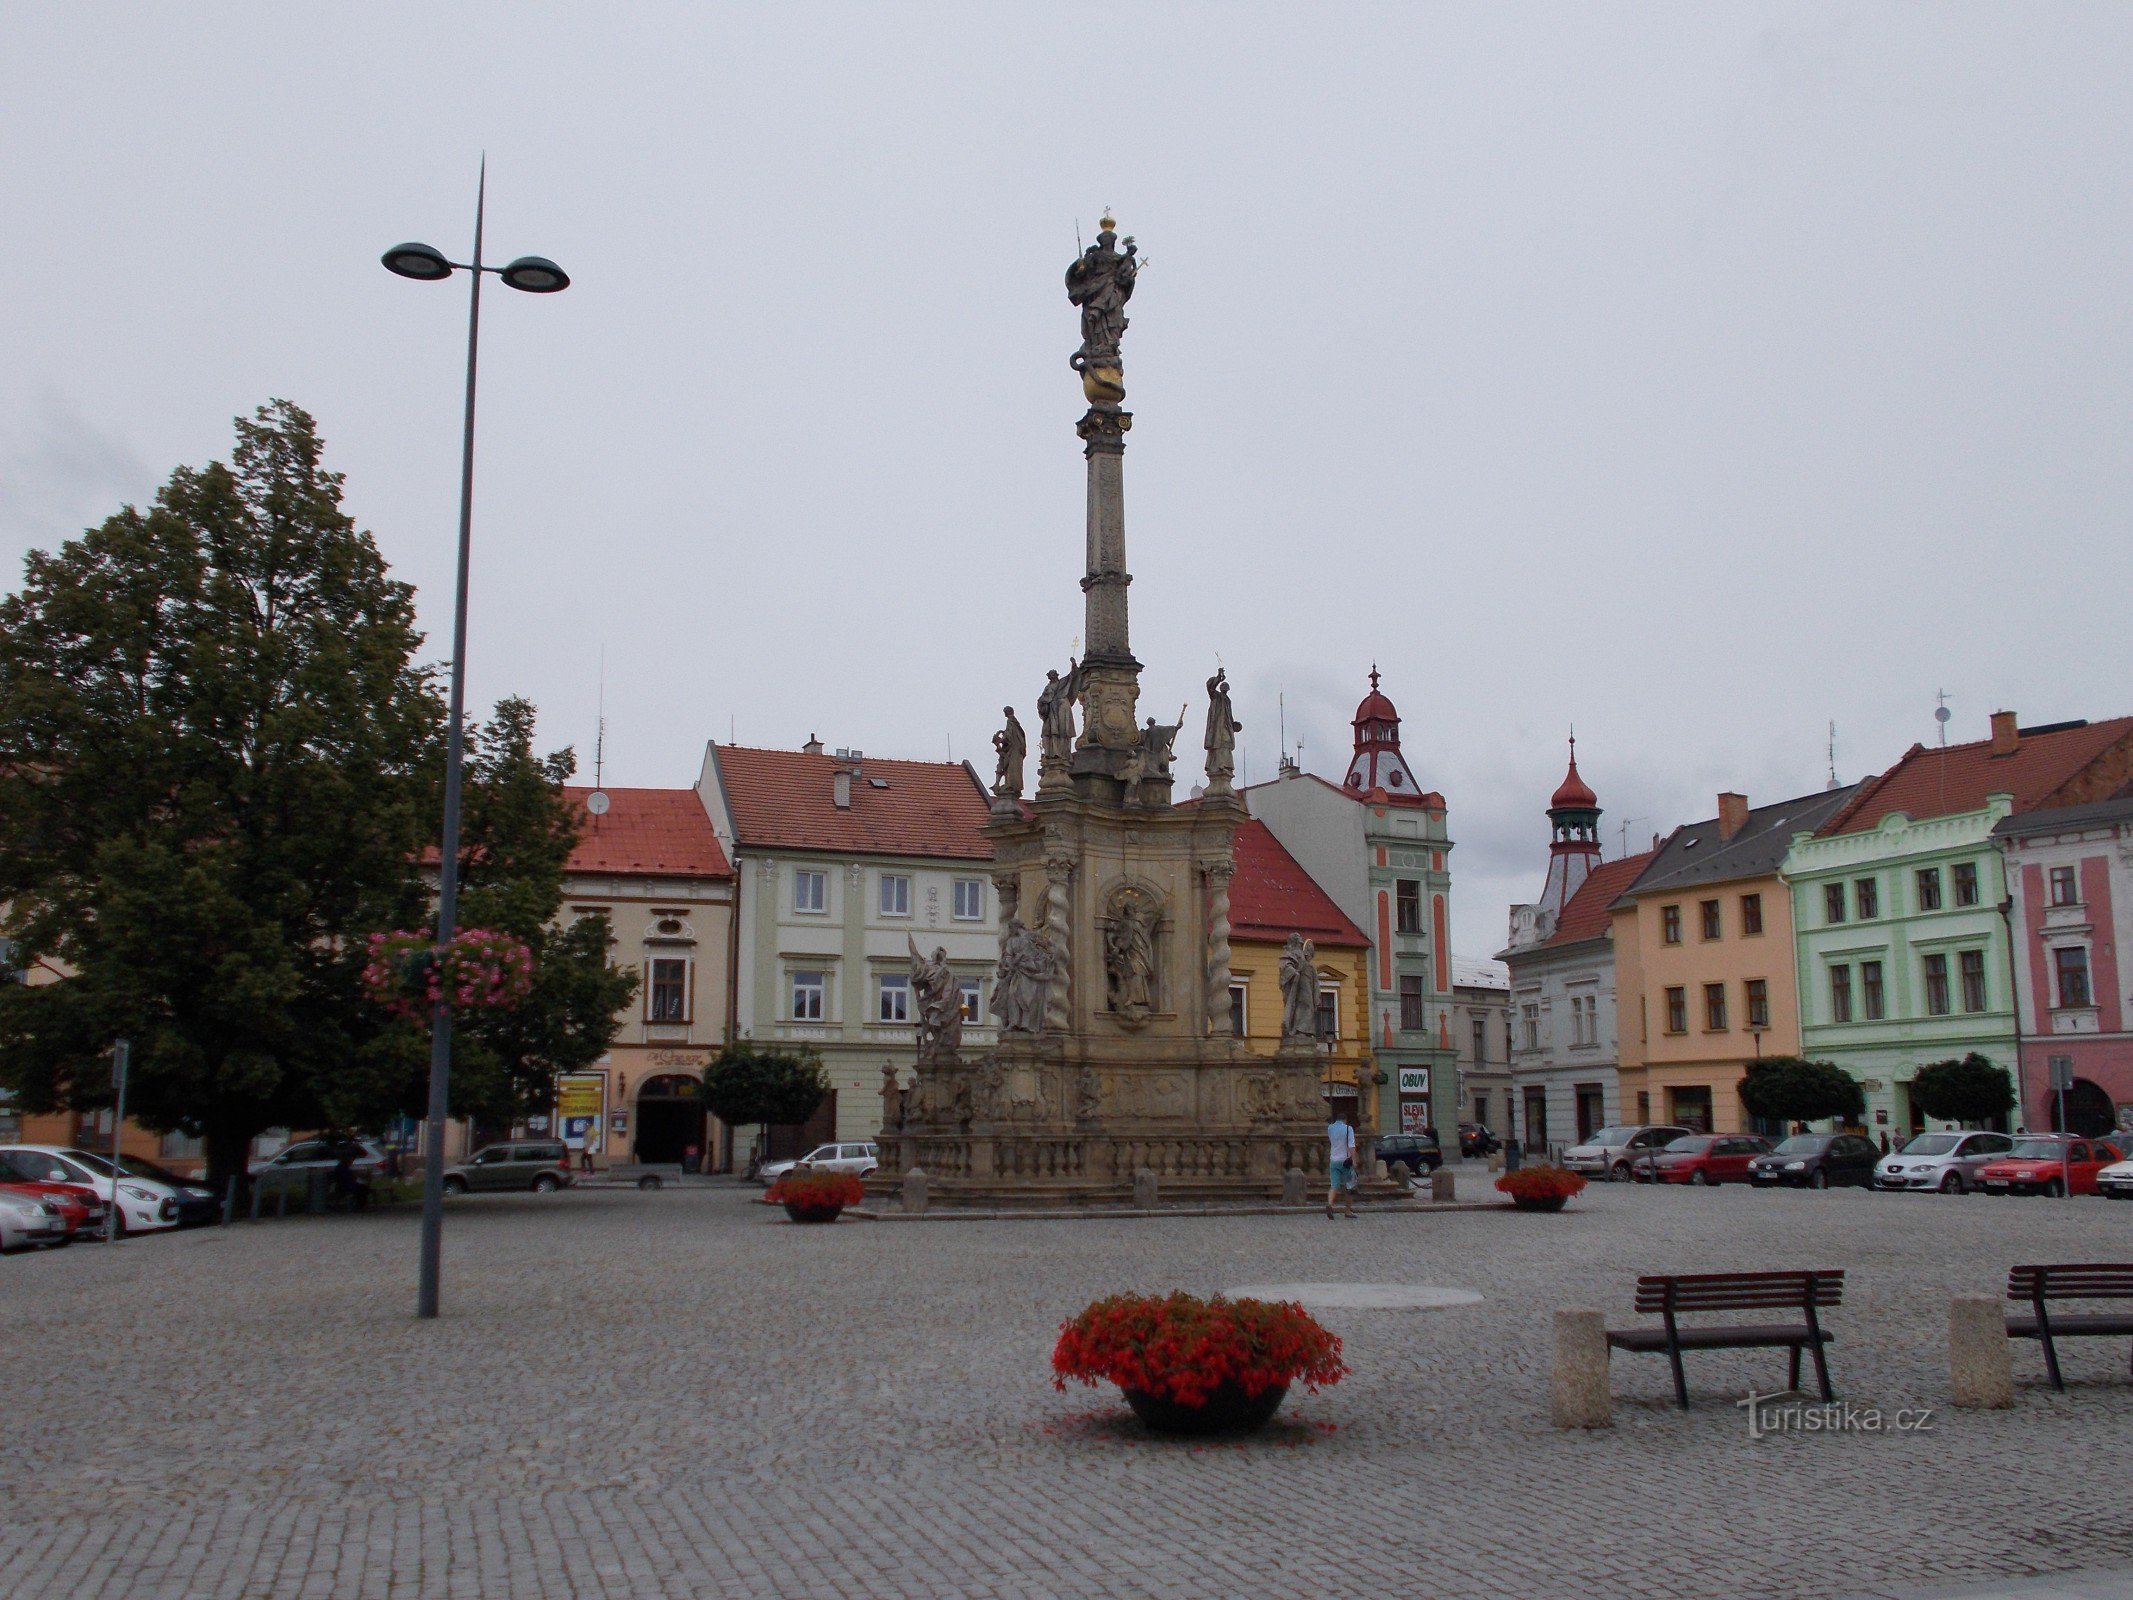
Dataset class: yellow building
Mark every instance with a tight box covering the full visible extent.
[1225,820,1376,1131]
[1614,787,1855,1133]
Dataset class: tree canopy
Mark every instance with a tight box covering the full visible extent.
[1908,1054,2015,1127]
[1737,1055,1865,1127]
[700,1040,830,1140]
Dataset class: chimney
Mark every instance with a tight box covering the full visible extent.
[833,769,852,809]
[1716,792,1748,842]
[802,734,823,756]
[1990,710,2019,755]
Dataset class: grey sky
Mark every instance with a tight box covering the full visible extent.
[6,4,2130,962]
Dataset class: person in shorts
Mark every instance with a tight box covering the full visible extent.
[1326,1107,1358,1219]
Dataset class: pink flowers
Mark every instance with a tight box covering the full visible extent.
[360,927,534,1020]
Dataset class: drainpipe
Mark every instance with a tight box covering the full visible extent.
[722,863,743,1172]
[1997,883,2025,1134]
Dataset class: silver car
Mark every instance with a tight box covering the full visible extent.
[1562,1125,1693,1181]
[1873,1129,2014,1193]
[758,1142,879,1185]
[0,1191,68,1252]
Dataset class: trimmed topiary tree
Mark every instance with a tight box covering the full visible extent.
[700,1039,831,1170]
[1737,1055,1866,1127]
[1908,1053,2015,1127]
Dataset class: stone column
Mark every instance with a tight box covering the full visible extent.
[1949,1295,2014,1408]
[1074,407,1140,752]
[1551,1309,1613,1428]
[1204,861,1235,1036]
[1043,852,1074,1032]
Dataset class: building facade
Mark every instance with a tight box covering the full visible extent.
[1612,785,1853,1135]
[1449,957,1511,1136]
[698,740,998,1150]
[1787,712,2133,1136]
[1992,794,2133,1137]
[1243,671,1457,1132]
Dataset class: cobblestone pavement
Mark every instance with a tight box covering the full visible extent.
[5,1165,2132,1600]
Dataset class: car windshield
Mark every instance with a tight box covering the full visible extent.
[1588,1127,1635,1145]
[2007,1139,2069,1159]
[1772,1136,1832,1155]
[62,1151,120,1177]
[116,1154,188,1185]
[1899,1134,1961,1156]
[1664,1137,1715,1152]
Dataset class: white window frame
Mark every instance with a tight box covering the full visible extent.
[957,977,982,1022]
[647,956,691,1023]
[790,968,827,1022]
[951,878,985,922]
[879,874,912,918]
[1229,981,1249,1036]
[877,973,911,1023]
[793,869,827,916]
[1316,983,1341,1042]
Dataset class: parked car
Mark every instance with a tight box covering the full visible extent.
[0,1150,108,1237]
[0,1145,199,1234]
[1635,1134,1773,1186]
[251,1137,391,1190]
[1562,1125,1693,1181]
[1457,1122,1500,1158]
[0,1191,68,1253]
[1746,1133,1879,1189]
[440,1139,575,1194]
[1372,1133,1443,1180]
[1872,1129,2014,1193]
[1975,1136,2125,1197]
[758,1142,880,1185]
[2097,1154,2133,1200]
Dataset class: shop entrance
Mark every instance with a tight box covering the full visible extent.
[2049,1077,2117,1139]
[634,1074,707,1165]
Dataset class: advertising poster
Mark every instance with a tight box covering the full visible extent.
[555,1071,607,1151]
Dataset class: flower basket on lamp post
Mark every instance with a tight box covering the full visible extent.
[768,1168,863,1223]
[1495,1165,1589,1212]
[360,928,533,1022]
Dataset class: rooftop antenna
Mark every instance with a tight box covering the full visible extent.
[1618,817,1644,860]
[1826,720,1840,790]
[583,649,611,828]
[1934,690,1952,748]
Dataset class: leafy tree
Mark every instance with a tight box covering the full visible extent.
[1908,1053,2015,1128]
[700,1039,830,1164]
[1737,1055,1866,1127]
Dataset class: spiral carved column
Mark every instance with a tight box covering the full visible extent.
[1043,853,1074,1032]
[1205,861,1235,1035]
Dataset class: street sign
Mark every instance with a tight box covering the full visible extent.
[2047,1056,2075,1092]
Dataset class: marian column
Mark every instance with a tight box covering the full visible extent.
[1065,216,1143,771]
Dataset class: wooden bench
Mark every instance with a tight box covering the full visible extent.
[2005,1264,2133,1391]
[1607,1270,1842,1408]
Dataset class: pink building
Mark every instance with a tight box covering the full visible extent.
[1993,793,2133,1137]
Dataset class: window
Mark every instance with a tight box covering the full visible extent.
[1315,987,1339,1042]
[1830,965,1853,1023]
[790,969,826,1021]
[1745,979,1769,1031]
[952,878,985,921]
[1230,983,1248,1036]
[1703,983,1728,1031]
[877,974,911,1023]
[1959,950,1986,1013]
[1471,1016,1487,1067]
[1861,960,1885,1020]
[1824,884,1846,924]
[1916,868,1941,912]
[1740,893,1763,935]
[1854,878,1879,920]
[1664,986,1687,1034]
[957,978,982,1022]
[1661,905,1682,944]
[1520,1002,1539,1051]
[649,958,688,1022]
[1395,879,1421,934]
[793,869,826,914]
[1699,900,1721,941]
[1923,953,1950,1016]
[2055,946,2092,1008]
[1569,995,1596,1047]
[879,874,912,917]
[1953,861,1979,907]
[1399,975,1425,1032]
[2049,866,2078,907]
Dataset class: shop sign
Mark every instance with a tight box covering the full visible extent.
[1397,1067,1430,1096]
[1400,1102,1432,1135]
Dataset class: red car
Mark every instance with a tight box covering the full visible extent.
[1976,1136,2124,1197]
[0,1149,108,1239]
[1635,1134,1775,1185]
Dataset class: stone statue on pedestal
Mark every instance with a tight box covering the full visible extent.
[1036,662,1084,770]
[1104,892,1158,1020]
[1066,216,1137,403]
[909,937,963,1065]
[989,918,1055,1033]
[879,1060,904,1131]
[992,706,1027,803]
[1204,669,1241,795]
[1279,932,1320,1041]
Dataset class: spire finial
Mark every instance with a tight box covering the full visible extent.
[1369,663,1380,692]
[1568,726,1577,763]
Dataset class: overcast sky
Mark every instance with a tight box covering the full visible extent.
[6,4,2131,962]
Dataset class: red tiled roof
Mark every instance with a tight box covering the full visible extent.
[711,746,994,861]
[562,787,732,879]
[1817,717,2133,835]
[1228,819,1369,947]
[1542,850,1655,949]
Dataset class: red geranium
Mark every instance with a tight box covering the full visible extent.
[1051,1292,1348,1407]
[1494,1165,1588,1202]
[768,1169,865,1209]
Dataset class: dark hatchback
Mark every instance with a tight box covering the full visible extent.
[1746,1133,1879,1189]
[1373,1134,1444,1179]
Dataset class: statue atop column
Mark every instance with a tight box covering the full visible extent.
[1036,660,1084,770]
[1278,932,1320,1041]
[1066,215,1137,405]
[1204,668,1242,796]
[991,706,1027,805]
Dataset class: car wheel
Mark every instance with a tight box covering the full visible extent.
[442,1175,468,1196]
[1810,1170,1829,1190]
[1940,1171,1966,1195]
[1610,1162,1631,1182]
[1688,1169,1708,1186]
[2044,1178,2066,1198]
[532,1173,560,1193]
[636,1174,663,1191]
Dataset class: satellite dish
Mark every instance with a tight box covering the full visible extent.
[1934,707,1951,724]
[586,790,610,816]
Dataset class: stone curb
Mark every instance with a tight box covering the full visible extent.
[847,1200,1516,1222]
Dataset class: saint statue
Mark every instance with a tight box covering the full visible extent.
[1065,215,1138,391]
[1105,895,1157,1018]
[1204,668,1242,793]
[989,918,1056,1033]
[992,706,1027,800]
[1278,932,1320,1040]
[908,937,963,1065]
[878,1060,905,1132]
[1036,660,1084,767]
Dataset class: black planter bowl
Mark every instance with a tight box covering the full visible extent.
[1121,1381,1289,1436]
[783,1202,844,1224]
[1509,1194,1570,1212]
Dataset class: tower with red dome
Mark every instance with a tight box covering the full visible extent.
[1538,735,1603,925]
[1343,667,1420,796]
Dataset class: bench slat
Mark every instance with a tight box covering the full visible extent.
[1634,1271,1844,1313]
[1609,1325,1834,1352]
[2007,1263,2133,1301]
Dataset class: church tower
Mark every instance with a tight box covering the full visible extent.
[1343,666,1421,796]
[1538,735,1602,922]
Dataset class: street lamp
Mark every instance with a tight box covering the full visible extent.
[384,162,569,1319]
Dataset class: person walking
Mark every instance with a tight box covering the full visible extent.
[1326,1107,1359,1220]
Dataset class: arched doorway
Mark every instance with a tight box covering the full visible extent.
[2048,1077,2117,1138]
[635,1074,706,1165]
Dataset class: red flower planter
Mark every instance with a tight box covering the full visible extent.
[768,1169,863,1225]
[1495,1165,1587,1211]
[1510,1194,1569,1213]
[782,1201,845,1224]
[1123,1381,1291,1436]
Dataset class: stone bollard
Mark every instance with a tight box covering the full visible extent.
[902,1166,929,1216]
[1430,1168,1455,1203]
[1281,1168,1307,1206]
[1551,1308,1613,1429]
[1486,1151,1504,1173]
[1375,1159,1392,1183]
[1949,1295,2014,1409]
[1132,1167,1159,1210]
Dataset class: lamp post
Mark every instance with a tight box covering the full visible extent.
[384,163,569,1319]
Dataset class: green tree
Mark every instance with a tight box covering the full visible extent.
[1737,1056,1866,1127]
[700,1039,830,1166]
[1908,1053,2015,1128]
